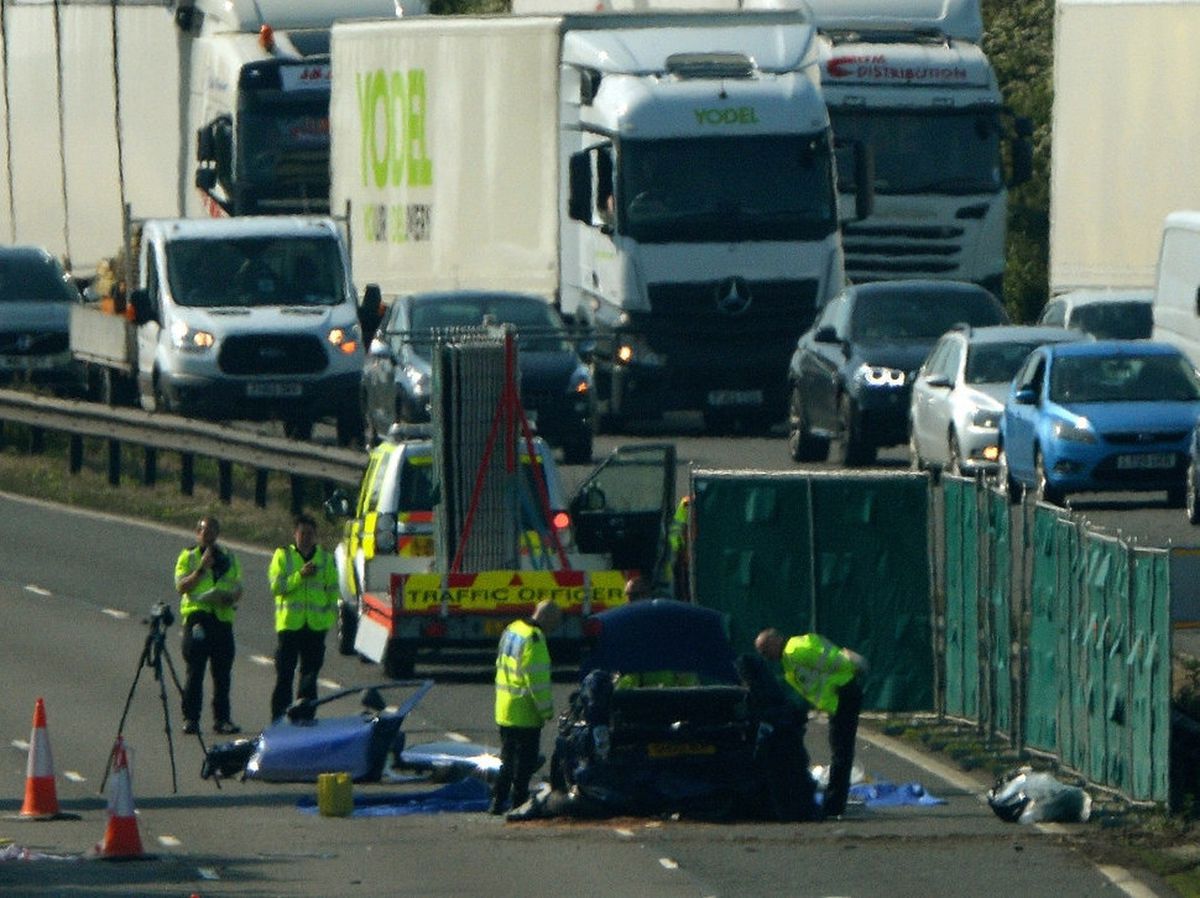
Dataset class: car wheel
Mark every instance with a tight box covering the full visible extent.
[562,431,593,466]
[908,425,926,472]
[787,386,828,463]
[382,639,417,680]
[997,449,1022,505]
[947,432,964,477]
[830,395,875,467]
[1034,448,1064,506]
[1188,464,1200,524]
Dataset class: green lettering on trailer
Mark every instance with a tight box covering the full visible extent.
[356,68,433,189]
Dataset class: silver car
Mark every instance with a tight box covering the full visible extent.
[909,325,1086,475]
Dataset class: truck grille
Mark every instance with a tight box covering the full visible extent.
[644,278,818,389]
[0,331,67,355]
[841,223,965,279]
[218,334,327,375]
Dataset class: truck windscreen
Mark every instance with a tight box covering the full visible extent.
[238,97,330,210]
[166,236,345,308]
[619,134,838,244]
[832,109,1002,196]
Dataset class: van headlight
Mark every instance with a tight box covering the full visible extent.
[170,320,214,351]
[327,326,359,356]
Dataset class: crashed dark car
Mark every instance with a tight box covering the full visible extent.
[542,600,817,821]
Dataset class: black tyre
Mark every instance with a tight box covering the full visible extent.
[947,432,964,477]
[830,395,875,467]
[336,409,365,448]
[382,639,417,679]
[787,386,828,463]
[908,426,926,473]
[1034,448,1064,506]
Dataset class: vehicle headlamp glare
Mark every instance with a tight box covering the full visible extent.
[854,363,906,387]
[1053,419,1097,444]
[170,319,214,351]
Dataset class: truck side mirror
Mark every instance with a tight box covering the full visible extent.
[568,152,593,224]
[195,168,216,191]
[129,288,153,326]
[196,125,215,163]
[853,143,875,221]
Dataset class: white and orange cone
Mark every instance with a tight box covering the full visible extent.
[19,697,61,819]
[94,736,145,859]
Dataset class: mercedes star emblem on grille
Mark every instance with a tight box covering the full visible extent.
[715,277,751,316]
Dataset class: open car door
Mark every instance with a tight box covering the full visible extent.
[569,443,675,580]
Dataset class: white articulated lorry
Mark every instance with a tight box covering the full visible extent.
[512,0,1031,299]
[330,10,872,433]
[0,0,416,277]
[1050,0,1200,296]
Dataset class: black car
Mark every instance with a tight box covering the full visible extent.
[786,280,1009,466]
[360,291,595,463]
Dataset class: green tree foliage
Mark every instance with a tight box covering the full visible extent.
[982,0,1053,322]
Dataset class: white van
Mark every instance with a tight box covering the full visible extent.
[1152,211,1200,367]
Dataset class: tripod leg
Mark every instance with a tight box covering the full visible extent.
[150,645,179,795]
[101,634,153,793]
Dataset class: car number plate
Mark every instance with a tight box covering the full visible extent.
[1116,453,1175,470]
[482,619,508,637]
[246,382,302,398]
[646,741,717,758]
[707,390,762,408]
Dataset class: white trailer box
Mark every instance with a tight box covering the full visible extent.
[1050,0,1200,294]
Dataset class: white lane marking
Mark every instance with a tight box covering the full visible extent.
[861,728,1154,898]
[197,867,220,880]
[445,732,471,743]
[11,739,29,752]
[102,608,130,619]
[249,654,273,667]
[613,828,635,838]
[658,857,679,870]
[158,835,181,848]
[318,678,340,690]
[63,771,85,783]
[24,585,51,596]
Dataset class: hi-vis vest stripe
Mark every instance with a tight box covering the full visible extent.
[389,570,629,614]
[176,547,241,623]
[782,634,857,715]
[494,618,554,727]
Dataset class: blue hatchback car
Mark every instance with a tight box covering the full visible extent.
[998,341,1200,506]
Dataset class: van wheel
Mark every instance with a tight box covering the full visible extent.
[382,639,417,679]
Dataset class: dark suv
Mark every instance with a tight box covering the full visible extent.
[786,280,1008,466]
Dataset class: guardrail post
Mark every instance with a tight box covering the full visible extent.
[69,434,82,473]
[181,453,194,496]
[290,475,304,517]
[107,438,120,486]
[218,460,233,504]
[143,447,157,486]
[30,427,44,454]
[254,469,268,508]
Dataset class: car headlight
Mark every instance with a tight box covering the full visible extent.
[327,326,360,356]
[402,365,429,397]
[971,409,1000,428]
[170,319,214,351]
[853,363,906,387]
[614,333,665,367]
[1053,419,1097,444]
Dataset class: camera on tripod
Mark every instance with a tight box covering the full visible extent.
[146,602,175,631]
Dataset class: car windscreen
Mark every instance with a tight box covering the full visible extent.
[1069,302,1154,340]
[166,236,345,308]
[965,341,1045,385]
[1049,353,1200,403]
[850,291,1006,341]
[0,254,78,303]
[407,297,571,359]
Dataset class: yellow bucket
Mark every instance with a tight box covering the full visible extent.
[317,772,353,817]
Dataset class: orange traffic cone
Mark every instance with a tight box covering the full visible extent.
[94,736,145,860]
[20,697,60,819]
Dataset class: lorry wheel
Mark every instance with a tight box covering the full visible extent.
[336,410,365,449]
[337,604,358,656]
[382,639,417,679]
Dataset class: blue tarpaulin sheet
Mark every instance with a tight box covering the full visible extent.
[297,777,491,817]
